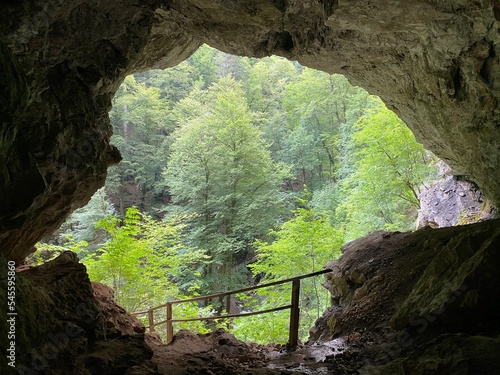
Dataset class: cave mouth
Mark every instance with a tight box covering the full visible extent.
[29,45,496,350]
[2,1,500,373]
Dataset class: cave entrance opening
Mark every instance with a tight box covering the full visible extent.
[32,44,442,345]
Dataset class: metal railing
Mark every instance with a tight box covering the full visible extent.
[131,268,332,348]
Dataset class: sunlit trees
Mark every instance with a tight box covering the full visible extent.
[164,76,290,293]
[107,76,173,215]
[336,99,437,240]
[37,47,442,345]
[232,196,343,343]
[83,207,207,311]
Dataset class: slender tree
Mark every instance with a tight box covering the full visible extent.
[165,76,290,293]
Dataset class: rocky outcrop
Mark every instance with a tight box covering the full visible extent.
[92,281,147,337]
[417,161,498,228]
[1,0,500,262]
[315,219,500,374]
[0,252,157,374]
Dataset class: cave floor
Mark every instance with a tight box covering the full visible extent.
[147,329,364,375]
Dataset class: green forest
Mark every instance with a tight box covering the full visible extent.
[34,45,438,343]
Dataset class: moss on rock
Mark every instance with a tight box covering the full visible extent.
[361,334,500,375]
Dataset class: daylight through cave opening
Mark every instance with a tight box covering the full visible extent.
[31,45,496,347]
[2,1,500,373]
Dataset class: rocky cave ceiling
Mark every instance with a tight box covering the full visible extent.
[0,0,499,262]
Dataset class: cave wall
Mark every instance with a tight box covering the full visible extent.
[316,219,500,374]
[1,0,499,261]
[0,251,156,373]
[0,0,199,262]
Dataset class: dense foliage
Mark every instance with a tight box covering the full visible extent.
[165,77,290,293]
[233,196,343,343]
[35,45,437,344]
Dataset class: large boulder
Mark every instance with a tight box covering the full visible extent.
[0,252,157,374]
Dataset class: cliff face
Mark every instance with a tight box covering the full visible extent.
[0,0,499,262]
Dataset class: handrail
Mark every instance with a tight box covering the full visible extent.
[155,305,292,325]
[131,268,332,348]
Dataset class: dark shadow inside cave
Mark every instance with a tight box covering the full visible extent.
[1,1,500,373]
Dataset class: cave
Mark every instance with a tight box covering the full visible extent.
[1,0,500,374]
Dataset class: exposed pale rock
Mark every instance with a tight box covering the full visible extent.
[417,161,498,228]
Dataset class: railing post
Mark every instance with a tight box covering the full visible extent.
[166,303,173,344]
[226,294,231,314]
[288,279,301,350]
[218,296,224,315]
[148,309,155,332]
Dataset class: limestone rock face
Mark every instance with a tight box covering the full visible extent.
[391,221,500,333]
[0,1,499,263]
[417,162,498,228]
[319,230,437,339]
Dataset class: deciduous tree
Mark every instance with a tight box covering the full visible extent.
[165,76,290,293]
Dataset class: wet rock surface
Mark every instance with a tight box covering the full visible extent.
[149,329,359,375]
[361,334,500,375]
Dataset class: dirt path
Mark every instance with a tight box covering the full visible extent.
[148,329,363,375]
